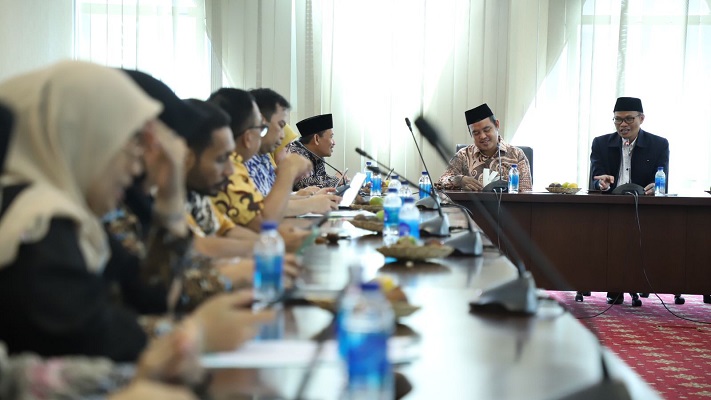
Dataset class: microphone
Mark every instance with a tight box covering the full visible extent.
[404,117,445,209]
[356,148,449,237]
[361,153,482,257]
[413,116,631,400]
[293,139,345,177]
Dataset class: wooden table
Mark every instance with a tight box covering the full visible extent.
[209,215,659,399]
[445,191,711,294]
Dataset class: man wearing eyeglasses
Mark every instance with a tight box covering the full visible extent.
[590,97,669,196]
[208,88,313,233]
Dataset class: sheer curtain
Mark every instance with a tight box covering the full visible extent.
[74,0,211,99]
[69,0,711,191]
[513,0,711,192]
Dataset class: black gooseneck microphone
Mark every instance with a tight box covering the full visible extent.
[404,117,447,209]
[293,139,345,177]
[414,116,631,400]
[355,147,449,237]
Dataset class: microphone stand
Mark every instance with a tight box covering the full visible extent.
[414,116,631,400]
[293,139,345,177]
[404,117,447,209]
[356,148,449,237]
[357,148,482,255]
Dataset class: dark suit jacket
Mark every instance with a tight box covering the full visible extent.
[589,129,669,191]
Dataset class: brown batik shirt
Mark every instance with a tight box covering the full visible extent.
[437,141,532,191]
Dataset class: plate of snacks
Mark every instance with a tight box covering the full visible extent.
[546,182,582,194]
[376,236,454,260]
[350,213,384,233]
[308,276,420,319]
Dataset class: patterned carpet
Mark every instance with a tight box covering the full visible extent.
[547,291,711,399]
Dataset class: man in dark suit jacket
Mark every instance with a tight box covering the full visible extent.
[589,97,670,306]
[590,97,669,196]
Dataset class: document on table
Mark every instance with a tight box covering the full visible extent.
[296,210,375,218]
[201,337,418,369]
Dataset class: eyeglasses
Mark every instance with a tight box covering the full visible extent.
[613,115,641,125]
[243,124,269,137]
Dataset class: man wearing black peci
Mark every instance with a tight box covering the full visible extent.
[287,114,345,191]
[590,96,669,196]
[589,96,670,306]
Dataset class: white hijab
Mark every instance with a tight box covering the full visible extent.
[0,61,162,272]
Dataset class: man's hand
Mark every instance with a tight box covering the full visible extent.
[644,182,655,196]
[304,194,341,213]
[278,225,312,253]
[594,175,615,191]
[336,171,349,184]
[277,154,313,183]
[135,318,204,385]
[190,291,275,353]
[460,176,483,191]
[295,185,321,196]
[109,380,198,400]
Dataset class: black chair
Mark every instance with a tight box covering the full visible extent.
[455,144,533,183]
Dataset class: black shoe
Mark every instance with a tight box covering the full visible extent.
[630,292,642,307]
[674,294,685,305]
[582,292,591,296]
[639,293,650,298]
[607,292,623,305]
[705,295,711,304]
[575,292,584,302]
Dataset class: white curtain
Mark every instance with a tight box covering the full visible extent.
[206,0,710,192]
[513,0,711,192]
[6,0,704,192]
[0,0,74,82]
[73,0,212,99]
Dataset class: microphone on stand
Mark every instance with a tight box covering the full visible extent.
[357,149,482,255]
[293,139,346,177]
[404,117,483,255]
[355,147,449,237]
[413,116,631,400]
[404,117,451,209]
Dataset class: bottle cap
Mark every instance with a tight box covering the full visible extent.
[403,197,415,204]
[422,171,427,175]
[388,187,398,193]
[366,161,371,165]
[392,174,399,179]
[360,282,380,291]
[261,221,278,231]
[511,164,518,168]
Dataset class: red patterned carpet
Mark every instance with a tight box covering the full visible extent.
[547,291,711,399]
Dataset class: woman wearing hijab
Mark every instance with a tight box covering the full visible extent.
[0,61,273,365]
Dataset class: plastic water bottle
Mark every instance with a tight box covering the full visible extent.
[253,221,284,305]
[383,188,402,246]
[364,161,372,186]
[339,282,394,400]
[508,164,519,194]
[337,265,363,358]
[371,170,382,197]
[418,171,431,199]
[655,167,666,196]
[398,178,412,202]
[398,197,420,239]
[388,175,401,193]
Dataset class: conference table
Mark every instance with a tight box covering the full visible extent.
[208,211,660,399]
[445,191,711,294]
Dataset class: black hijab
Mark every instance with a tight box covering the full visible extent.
[0,103,13,172]
[120,70,207,232]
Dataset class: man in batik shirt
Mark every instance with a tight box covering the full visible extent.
[438,103,532,192]
[287,113,343,191]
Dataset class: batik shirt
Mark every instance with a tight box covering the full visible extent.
[244,153,276,197]
[186,190,235,237]
[286,141,340,190]
[211,154,265,227]
[437,141,532,191]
